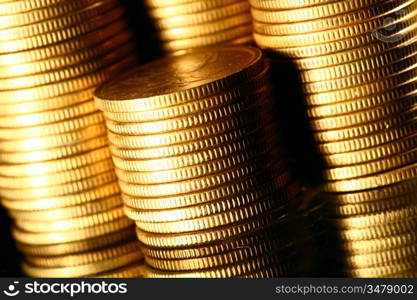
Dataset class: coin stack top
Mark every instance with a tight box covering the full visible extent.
[143,0,253,55]
[0,0,144,278]
[95,45,318,277]
[250,0,417,277]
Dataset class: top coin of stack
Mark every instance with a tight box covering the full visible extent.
[144,0,253,54]
[95,45,317,278]
[250,0,417,277]
[0,0,144,278]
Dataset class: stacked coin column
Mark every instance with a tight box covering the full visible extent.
[0,0,144,277]
[250,0,417,277]
[95,46,317,278]
[143,0,253,55]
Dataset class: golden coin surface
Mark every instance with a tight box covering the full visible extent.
[12,218,133,245]
[8,195,122,221]
[17,227,135,256]
[0,8,125,53]
[22,251,142,278]
[154,2,250,29]
[0,1,120,41]
[159,14,252,41]
[1,181,120,211]
[95,46,264,112]
[149,0,240,18]
[26,241,140,267]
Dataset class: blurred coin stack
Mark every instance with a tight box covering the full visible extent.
[95,45,316,278]
[250,0,417,277]
[144,0,253,55]
[0,0,144,277]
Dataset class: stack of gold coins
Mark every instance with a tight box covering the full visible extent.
[94,45,315,278]
[0,0,144,277]
[250,0,417,277]
[144,0,253,55]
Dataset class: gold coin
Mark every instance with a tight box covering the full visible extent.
[104,96,272,136]
[302,63,417,94]
[0,147,111,176]
[154,2,250,29]
[0,135,109,164]
[0,8,125,53]
[318,122,417,154]
[305,80,417,106]
[0,159,114,188]
[145,242,291,271]
[97,70,268,114]
[0,88,95,116]
[134,200,287,234]
[111,135,277,172]
[0,33,134,78]
[0,100,98,127]
[348,260,417,278]
[346,244,417,269]
[325,162,417,192]
[309,96,417,129]
[159,14,252,40]
[119,160,288,197]
[0,24,131,67]
[16,227,135,256]
[300,48,417,83]
[102,84,270,123]
[110,118,277,159]
[313,112,417,143]
[324,148,417,180]
[337,205,417,228]
[342,231,417,254]
[0,112,104,139]
[107,113,275,150]
[0,0,63,15]
[261,23,417,59]
[94,46,264,112]
[0,55,136,103]
[22,251,142,278]
[253,3,416,43]
[307,91,416,118]
[339,219,417,241]
[145,0,197,8]
[0,0,119,41]
[0,171,117,200]
[109,126,275,161]
[334,192,417,216]
[0,0,102,29]
[122,180,300,213]
[143,256,290,278]
[250,0,411,24]
[136,209,287,248]
[248,0,375,10]
[13,217,133,245]
[1,181,120,210]
[149,0,240,18]
[140,223,292,259]
[26,241,140,267]
[162,25,253,52]
[116,152,282,185]
[0,124,106,152]
[126,186,296,225]
[93,263,145,278]
[8,195,122,221]
[16,206,125,232]
[326,179,417,204]
[293,35,417,71]
[0,44,136,90]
